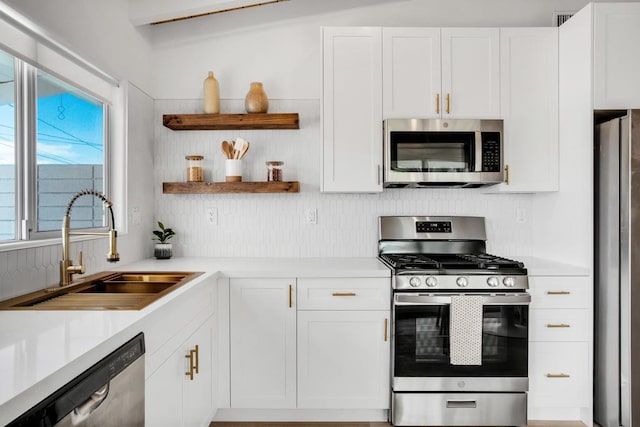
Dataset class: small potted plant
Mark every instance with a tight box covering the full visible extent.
[153,221,176,259]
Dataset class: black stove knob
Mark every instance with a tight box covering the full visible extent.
[456,277,469,288]
[409,277,422,287]
[425,276,438,287]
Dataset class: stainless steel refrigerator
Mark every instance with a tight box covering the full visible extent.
[595,110,640,427]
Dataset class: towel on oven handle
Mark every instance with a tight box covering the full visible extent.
[449,295,483,365]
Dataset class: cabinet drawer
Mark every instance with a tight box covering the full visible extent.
[529,309,588,342]
[529,342,588,408]
[529,276,589,309]
[297,278,390,310]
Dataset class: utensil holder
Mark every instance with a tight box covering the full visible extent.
[225,159,242,182]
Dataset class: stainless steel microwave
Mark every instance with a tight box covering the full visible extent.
[383,118,504,188]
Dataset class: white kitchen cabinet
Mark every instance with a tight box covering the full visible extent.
[593,3,640,109]
[383,27,500,119]
[142,275,216,427]
[297,278,390,409]
[230,278,296,408]
[528,276,590,421]
[321,27,383,193]
[489,28,559,193]
[297,310,390,409]
[146,315,215,427]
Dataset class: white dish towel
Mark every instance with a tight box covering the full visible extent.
[449,295,484,365]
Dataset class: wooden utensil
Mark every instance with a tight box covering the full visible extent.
[238,141,250,159]
[222,140,232,159]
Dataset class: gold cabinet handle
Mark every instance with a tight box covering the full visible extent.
[505,164,510,185]
[384,318,388,342]
[332,292,356,297]
[547,323,571,328]
[193,344,199,374]
[289,284,293,308]
[185,349,195,381]
[436,93,440,114]
[446,93,450,114]
[547,291,571,295]
[546,373,570,378]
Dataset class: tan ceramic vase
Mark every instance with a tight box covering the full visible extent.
[244,82,269,113]
[203,71,220,114]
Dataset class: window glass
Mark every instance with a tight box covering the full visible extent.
[35,70,105,232]
[0,51,15,241]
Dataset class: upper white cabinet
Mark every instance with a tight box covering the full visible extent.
[382,28,500,119]
[321,27,383,193]
[489,27,559,193]
[593,3,640,109]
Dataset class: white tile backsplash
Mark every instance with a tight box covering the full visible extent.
[154,99,534,259]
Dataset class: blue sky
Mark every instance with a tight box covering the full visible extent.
[0,92,104,165]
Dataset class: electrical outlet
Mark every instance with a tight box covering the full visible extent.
[207,208,218,225]
[305,208,318,225]
[516,207,527,224]
[131,206,141,225]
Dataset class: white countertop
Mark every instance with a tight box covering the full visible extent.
[516,256,590,277]
[0,257,389,424]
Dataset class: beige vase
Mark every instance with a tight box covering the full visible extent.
[244,82,269,113]
[203,71,220,114]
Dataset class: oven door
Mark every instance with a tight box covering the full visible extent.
[393,292,529,392]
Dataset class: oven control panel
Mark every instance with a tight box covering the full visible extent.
[416,221,452,233]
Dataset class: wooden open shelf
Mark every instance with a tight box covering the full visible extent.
[163,181,300,194]
[162,113,299,130]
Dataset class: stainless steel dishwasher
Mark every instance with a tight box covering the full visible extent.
[8,333,145,426]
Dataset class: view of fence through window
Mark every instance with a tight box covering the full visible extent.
[0,51,106,241]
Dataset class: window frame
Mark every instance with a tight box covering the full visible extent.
[2,52,111,243]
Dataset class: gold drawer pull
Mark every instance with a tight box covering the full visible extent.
[546,373,570,378]
[436,93,440,114]
[446,93,451,114]
[289,284,293,308]
[546,323,571,328]
[384,318,388,342]
[185,348,196,381]
[332,292,357,297]
[547,291,571,295]
[193,344,199,374]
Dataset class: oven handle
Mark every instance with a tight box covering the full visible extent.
[394,293,531,306]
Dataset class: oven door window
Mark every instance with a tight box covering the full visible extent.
[390,131,475,172]
[394,304,528,377]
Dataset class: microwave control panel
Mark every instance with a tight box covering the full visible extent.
[481,132,501,172]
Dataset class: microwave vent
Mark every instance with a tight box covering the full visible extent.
[552,11,575,27]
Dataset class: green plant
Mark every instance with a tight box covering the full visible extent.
[153,221,176,243]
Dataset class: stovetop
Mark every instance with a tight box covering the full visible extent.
[379,253,526,272]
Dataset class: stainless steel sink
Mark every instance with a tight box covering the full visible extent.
[0,271,203,310]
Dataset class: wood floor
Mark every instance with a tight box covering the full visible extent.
[211,421,587,427]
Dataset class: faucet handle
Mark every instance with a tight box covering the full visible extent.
[71,251,86,275]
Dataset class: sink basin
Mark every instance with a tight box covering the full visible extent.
[0,271,203,311]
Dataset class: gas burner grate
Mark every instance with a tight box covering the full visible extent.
[380,253,525,271]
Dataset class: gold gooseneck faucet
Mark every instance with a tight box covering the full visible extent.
[60,190,119,286]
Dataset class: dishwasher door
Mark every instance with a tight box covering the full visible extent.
[8,333,145,427]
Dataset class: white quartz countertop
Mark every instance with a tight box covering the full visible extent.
[516,256,590,276]
[0,257,389,424]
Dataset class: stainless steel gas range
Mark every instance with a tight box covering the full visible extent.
[378,216,529,427]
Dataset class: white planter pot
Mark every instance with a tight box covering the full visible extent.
[154,243,173,259]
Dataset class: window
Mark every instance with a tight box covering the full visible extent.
[0,49,109,243]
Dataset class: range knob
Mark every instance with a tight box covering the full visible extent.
[503,276,516,287]
[409,277,422,287]
[425,276,438,287]
[456,276,469,288]
[487,277,500,288]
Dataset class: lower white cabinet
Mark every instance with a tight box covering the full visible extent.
[230,278,297,408]
[297,310,390,408]
[528,275,591,421]
[228,277,391,412]
[146,315,214,427]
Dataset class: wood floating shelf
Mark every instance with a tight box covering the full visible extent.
[162,113,300,130]
[163,181,300,194]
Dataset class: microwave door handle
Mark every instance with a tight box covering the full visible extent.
[394,294,531,306]
[474,131,483,172]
